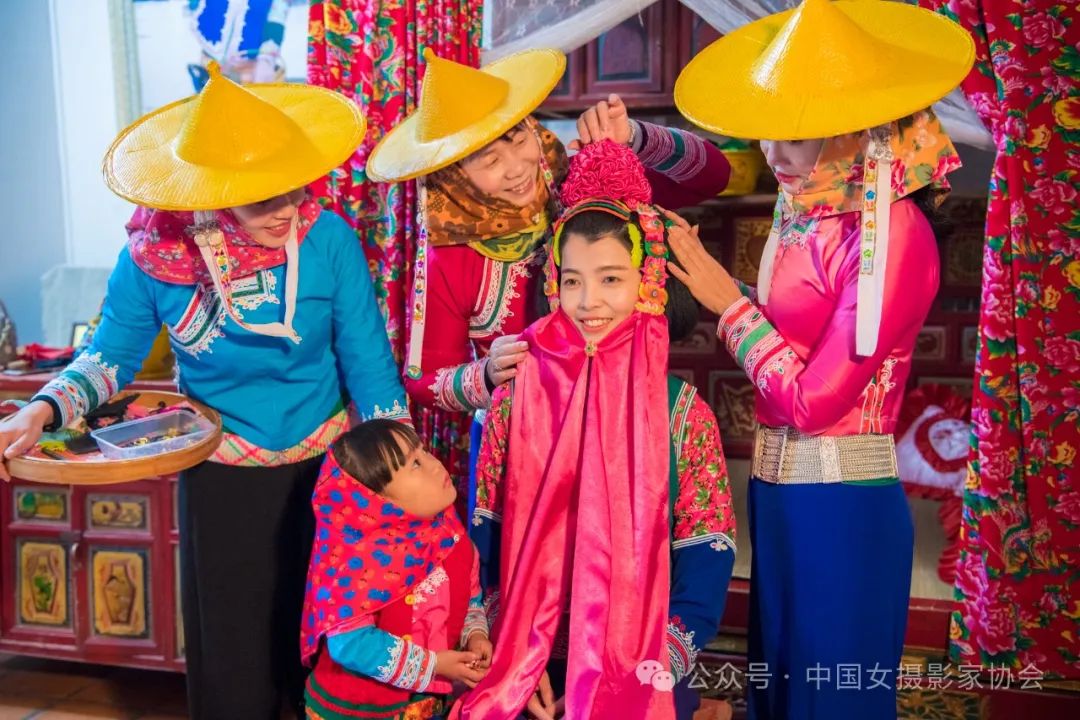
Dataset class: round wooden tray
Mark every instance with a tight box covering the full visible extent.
[8,391,222,485]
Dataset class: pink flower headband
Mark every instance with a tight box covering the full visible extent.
[543,140,670,315]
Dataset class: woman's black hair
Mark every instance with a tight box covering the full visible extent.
[906,185,954,244]
[332,419,422,494]
[536,210,700,342]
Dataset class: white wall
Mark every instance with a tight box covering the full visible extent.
[52,0,135,270]
[64,0,308,269]
[0,0,311,343]
[56,0,310,271]
[0,1,67,344]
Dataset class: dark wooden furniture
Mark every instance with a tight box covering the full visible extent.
[0,374,184,672]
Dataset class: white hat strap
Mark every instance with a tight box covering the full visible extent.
[856,125,894,357]
[192,211,302,344]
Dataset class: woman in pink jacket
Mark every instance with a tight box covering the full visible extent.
[667,1,975,718]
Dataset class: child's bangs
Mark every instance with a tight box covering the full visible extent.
[376,422,422,472]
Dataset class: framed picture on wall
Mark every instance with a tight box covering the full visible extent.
[669,368,695,387]
[70,322,91,349]
[730,216,772,284]
[708,370,757,458]
[913,325,948,362]
[938,197,986,295]
[670,321,719,356]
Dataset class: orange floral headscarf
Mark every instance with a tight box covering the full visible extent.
[784,108,961,219]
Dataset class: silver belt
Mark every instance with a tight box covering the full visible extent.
[752,426,898,484]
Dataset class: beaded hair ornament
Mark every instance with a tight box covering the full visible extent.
[544,139,670,314]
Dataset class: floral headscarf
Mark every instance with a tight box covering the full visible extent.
[300,450,466,667]
[784,108,961,219]
[125,195,323,285]
[125,194,324,342]
[421,116,568,262]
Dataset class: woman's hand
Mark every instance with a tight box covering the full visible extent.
[0,400,54,482]
[485,335,529,387]
[570,94,633,151]
[525,670,560,720]
[435,649,487,687]
[663,209,745,316]
[464,631,493,670]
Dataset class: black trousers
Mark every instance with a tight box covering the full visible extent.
[179,455,322,720]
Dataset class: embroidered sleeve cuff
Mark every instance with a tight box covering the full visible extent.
[635,121,709,183]
[717,297,794,391]
[482,590,500,629]
[367,398,412,424]
[431,359,491,413]
[735,279,758,303]
[472,507,503,527]
[33,352,121,429]
[460,601,489,648]
[667,620,699,684]
[671,532,737,553]
[377,637,438,692]
[628,119,644,154]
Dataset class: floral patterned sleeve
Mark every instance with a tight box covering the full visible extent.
[474,384,511,525]
[472,383,511,598]
[673,394,736,551]
[667,391,736,685]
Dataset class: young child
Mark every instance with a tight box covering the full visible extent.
[300,420,492,720]
[454,140,737,720]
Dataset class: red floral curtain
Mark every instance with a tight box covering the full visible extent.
[307,0,483,487]
[921,0,1080,677]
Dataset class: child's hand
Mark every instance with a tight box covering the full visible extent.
[464,632,493,669]
[435,649,487,687]
[525,670,560,720]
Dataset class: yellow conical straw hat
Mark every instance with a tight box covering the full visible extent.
[103,62,366,211]
[674,0,974,140]
[367,48,565,183]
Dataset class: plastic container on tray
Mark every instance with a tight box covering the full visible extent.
[90,409,214,460]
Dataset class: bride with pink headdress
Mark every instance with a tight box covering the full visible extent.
[452,140,737,720]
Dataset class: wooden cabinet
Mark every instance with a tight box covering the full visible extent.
[0,375,183,672]
[540,0,714,113]
[583,0,675,102]
[546,47,583,104]
[677,1,723,64]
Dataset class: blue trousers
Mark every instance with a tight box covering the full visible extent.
[747,479,914,720]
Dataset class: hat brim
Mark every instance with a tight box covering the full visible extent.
[367,49,566,183]
[103,84,365,211]
[675,2,975,140]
